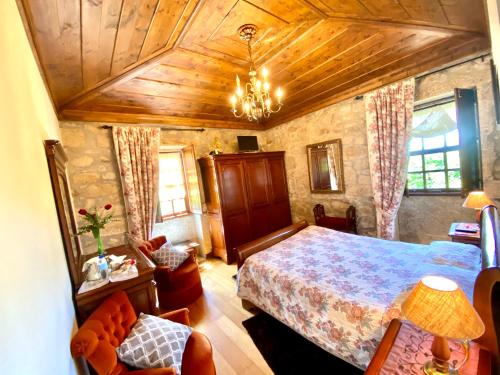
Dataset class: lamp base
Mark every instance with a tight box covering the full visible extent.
[423,360,458,375]
[423,336,457,375]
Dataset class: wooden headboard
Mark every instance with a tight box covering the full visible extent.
[474,204,500,366]
[236,220,309,268]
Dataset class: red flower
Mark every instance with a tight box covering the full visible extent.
[104,204,112,210]
[78,208,87,216]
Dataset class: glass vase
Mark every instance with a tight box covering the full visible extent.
[92,229,105,256]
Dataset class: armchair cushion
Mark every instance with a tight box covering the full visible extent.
[116,313,192,374]
[152,245,189,271]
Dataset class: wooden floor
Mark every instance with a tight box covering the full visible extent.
[186,257,273,375]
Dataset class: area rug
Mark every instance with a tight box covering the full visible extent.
[242,313,364,374]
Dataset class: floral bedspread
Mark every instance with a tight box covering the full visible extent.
[236,225,481,369]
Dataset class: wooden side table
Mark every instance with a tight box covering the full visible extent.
[75,244,158,323]
[173,240,201,262]
[366,319,492,375]
[448,222,481,246]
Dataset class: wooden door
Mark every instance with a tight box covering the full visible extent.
[217,160,251,263]
[182,145,202,214]
[267,156,292,232]
[199,158,220,214]
[244,157,272,239]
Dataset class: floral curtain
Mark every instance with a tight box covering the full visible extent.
[365,78,415,240]
[113,127,160,242]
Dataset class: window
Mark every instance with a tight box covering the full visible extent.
[407,99,461,193]
[407,88,482,195]
[158,152,189,219]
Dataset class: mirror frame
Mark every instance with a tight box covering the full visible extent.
[45,139,83,290]
[306,139,345,194]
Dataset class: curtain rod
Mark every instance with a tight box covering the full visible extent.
[415,53,491,80]
[100,125,205,132]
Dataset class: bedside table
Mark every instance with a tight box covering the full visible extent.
[448,222,481,246]
[173,240,200,262]
[365,319,492,375]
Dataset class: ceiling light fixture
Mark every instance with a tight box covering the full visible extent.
[230,24,283,122]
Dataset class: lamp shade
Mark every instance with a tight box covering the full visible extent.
[463,191,495,209]
[402,276,485,340]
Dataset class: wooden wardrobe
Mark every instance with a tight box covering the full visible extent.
[198,152,292,264]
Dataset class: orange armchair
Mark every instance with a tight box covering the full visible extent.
[137,236,203,310]
[71,291,215,375]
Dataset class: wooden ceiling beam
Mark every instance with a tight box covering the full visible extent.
[75,90,233,114]
[59,109,263,130]
[74,103,239,121]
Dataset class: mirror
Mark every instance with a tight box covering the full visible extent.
[45,140,83,290]
[306,139,345,193]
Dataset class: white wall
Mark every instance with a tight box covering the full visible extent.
[0,1,77,374]
[487,0,500,74]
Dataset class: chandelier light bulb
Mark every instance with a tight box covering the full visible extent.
[276,87,283,100]
[230,95,237,106]
[262,67,269,78]
[236,87,243,97]
[263,81,270,91]
[265,98,271,108]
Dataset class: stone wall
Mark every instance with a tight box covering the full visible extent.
[263,98,377,236]
[399,57,500,244]
[61,123,128,254]
[60,121,261,254]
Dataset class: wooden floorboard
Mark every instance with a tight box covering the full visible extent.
[187,257,273,375]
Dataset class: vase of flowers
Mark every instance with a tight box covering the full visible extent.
[77,204,113,256]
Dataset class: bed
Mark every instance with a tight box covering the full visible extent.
[236,205,500,370]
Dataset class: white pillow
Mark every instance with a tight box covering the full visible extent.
[151,244,189,270]
[116,313,192,373]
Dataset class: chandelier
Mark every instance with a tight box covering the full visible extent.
[230,24,283,122]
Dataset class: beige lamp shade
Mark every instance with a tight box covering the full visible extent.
[402,276,485,340]
[463,191,495,209]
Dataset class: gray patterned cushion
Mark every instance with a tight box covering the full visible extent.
[116,313,192,373]
[151,244,189,270]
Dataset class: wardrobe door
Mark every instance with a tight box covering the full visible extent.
[217,160,251,263]
[244,157,272,239]
[267,156,292,232]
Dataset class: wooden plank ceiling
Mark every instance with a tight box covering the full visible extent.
[19,0,490,130]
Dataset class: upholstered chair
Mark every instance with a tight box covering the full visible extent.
[313,204,357,234]
[70,291,215,375]
[137,236,203,310]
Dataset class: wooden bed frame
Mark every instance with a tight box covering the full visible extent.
[236,205,500,367]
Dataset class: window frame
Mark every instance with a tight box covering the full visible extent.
[406,95,462,196]
[158,150,191,220]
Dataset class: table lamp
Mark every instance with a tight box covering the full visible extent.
[463,191,495,222]
[402,276,485,374]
